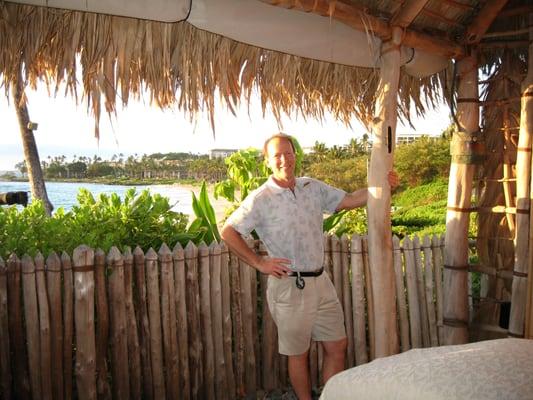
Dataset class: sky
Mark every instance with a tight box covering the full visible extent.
[0,83,452,171]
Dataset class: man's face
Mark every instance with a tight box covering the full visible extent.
[266,137,296,182]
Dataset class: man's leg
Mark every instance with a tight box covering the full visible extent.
[321,337,347,384]
[288,350,312,400]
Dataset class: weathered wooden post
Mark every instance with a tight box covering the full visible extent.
[443,52,481,345]
[367,26,401,358]
[514,18,533,339]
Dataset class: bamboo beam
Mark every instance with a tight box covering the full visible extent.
[391,0,430,28]
[443,52,479,345]
[441,0,475,11]
[260,0,464,58]
[465,0,510,43]
[366,26,401,359]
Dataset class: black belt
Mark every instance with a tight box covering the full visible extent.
[287,268,324,289]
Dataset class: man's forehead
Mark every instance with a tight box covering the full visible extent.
[267,137,293,152]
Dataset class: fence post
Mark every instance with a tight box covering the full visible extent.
[392,236,410,352]
[341,234,355,368]
[107,246,130,400]
[133,246,154,400]
[172,242,190,400]
[403,237,422,348]
[159,243,180,400]
[432,235,445,344]
[413,236,430,347]
[94,249,111,400]
[145,248,166,400]
[123,247,141,399]
[199,242,216,400]
[422,235,439,347]
[61,251,74,400]
[0,256,11,399]
[21,254,42,399]
[72,245,97,400]
[220,242,236,398]
[350,235,368,366]
[46,252,64,400]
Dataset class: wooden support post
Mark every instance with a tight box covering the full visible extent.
[515,17,533,339]
[443,52,480,345]
[367,26,401,359]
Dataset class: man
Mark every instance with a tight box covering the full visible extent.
[221,133,398,400]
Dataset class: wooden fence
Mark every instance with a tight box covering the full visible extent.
[0,233,445,399]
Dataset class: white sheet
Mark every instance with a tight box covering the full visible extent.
[321,339,533,400]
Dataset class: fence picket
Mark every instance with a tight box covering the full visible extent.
[433,235,445,344]
[72,245,96,400]
[0,256,11,400]
[331,235,343,303]
[230,250,245,397]
[61,252,74,400]
[413,236,430,347]
[21,254,42,399]
[46,252,64,400]
[392,236,410,352]
[199,242,216,400]
[172,242,190,400]
[341,235,355,368]
[133,246,154,400]
[185,242,203,399]
[403,237,422,348]
[422,236,439,347]
[123,247,141,400]
[35,252,53,400]
[94,249,111,400]
[159,244,180,400]
[107,247,130,399]
[145,248,166,399]
[209,242,228,399]
[220,242,236,398]
[362,237,375,360]
[350,235,368,366]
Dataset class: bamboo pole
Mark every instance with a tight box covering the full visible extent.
[199,242,216,400]
[184,242,203,399]
[123,248,141,400]
[159,244,180,400]
[413,236,430,347]
[433,235,444,344]
[46,252,63,400]
[7,254,31,399]
[366,26,401,358]
[340,234,354,367]
[94,249,111,400]
[422,235,439,347]
[209,242,228,399]
[72,245,96,400]
[392,236,410,352]
[61,252,74,400]
[403,236,423,348]
[514,17,533,339]
[220,242,236,398]
[443,52,479,345]
[0,256,10,400]
[172,242,191,400]
[21,254,42,399]
[107,247,130,399]
[362,237,375,360]
[502,98,517,236]
[133,246,154,400]
[145,248,166,399]
[35,252,53,400]
[351,235,368,365]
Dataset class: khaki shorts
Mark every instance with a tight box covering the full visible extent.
[266,273,346,356]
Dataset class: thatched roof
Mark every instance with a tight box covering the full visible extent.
[0,0,530,137]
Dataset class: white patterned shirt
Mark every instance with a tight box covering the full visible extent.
[226,176,346,272]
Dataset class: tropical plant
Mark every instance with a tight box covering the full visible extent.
[189,181,221,244]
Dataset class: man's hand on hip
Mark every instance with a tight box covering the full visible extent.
[257,257,292,278]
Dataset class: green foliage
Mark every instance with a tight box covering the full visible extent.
[0,189,201,259]
[190,181,221,244]
[394,136,451,187]
[306,157,368,192]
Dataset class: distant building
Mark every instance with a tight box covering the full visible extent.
[209,149,238,160]
[396,132,438,145]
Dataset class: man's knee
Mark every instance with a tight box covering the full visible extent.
[323,337,347,358]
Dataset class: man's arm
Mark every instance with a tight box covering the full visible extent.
[220,224,291,278]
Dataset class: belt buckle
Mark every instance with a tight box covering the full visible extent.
[295,272,305,290]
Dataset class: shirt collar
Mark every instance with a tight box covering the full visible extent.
[265,176,303,194]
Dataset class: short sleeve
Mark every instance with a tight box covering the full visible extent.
[316,180,346,213]
[225,192,262,236]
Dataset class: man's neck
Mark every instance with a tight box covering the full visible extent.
[271,175,296,189]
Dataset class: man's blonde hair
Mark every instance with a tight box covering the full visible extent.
[262,133,296,157]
